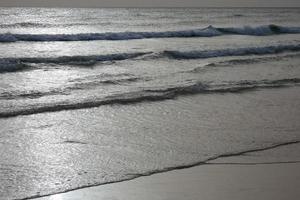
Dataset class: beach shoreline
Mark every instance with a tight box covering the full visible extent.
[36,142,300,200]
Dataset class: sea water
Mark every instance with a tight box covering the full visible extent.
[0,8,300,199]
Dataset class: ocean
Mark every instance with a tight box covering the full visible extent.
[0,7,300,199]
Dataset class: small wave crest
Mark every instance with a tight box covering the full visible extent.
[217,24,300,35]
[232,14,245,17]
[144,78,300,95]
[0,59,32,73]
[0,24,299,42]
[0,22,91,28]
[0,28,221,42]
[0,22,50,28]
[1,44,299,73]
[1,78,299,118]
[186,53,300,73]
[0,73,144,100]
[0,52,151,71]
[164,44,300,60]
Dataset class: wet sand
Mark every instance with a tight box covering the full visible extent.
[37,142,300,200]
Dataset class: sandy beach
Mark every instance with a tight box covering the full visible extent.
[37,141,300,200]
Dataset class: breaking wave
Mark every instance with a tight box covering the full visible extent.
[1,78,299,118]
[0,24,299,42]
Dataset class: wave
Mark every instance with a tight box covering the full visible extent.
[144,78,300,94]
[0,22,91,28]
[20,52,150,64]
[0,24,299,42]
[0,59,33,73]
[0,74,143,100]
[164,44,300,60]
[0,22,51,28]
[0,90,68,100]
[0,52,150,71]
[217,24,300,35]
[187,53,300,73]
[1,44,300,72]
[231,14,245,17]
[1,78,299,118]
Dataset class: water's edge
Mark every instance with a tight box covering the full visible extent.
[20,140,300,200]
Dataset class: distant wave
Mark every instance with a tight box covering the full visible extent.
[163,44,300,60]
[209,53,300,66]
[1,44,300,73]
[0,22,51,28]
[15,52,149,64]
[0,22,101,28]
[0,52,150,73]
[0,24,300,42]
[188,53,300,73]
[1,78,299,118]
